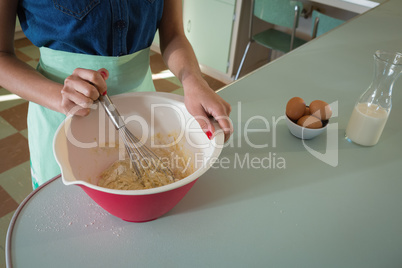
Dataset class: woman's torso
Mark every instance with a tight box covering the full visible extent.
[17,0,164,56]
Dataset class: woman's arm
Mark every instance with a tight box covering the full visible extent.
[0,0,63,112]
[0,0,107,116]
[158,0,233,141]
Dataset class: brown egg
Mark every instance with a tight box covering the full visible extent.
[309,100,332,120]
[297,115,323,129]
[286,97,306,121]
[304,106,311,116]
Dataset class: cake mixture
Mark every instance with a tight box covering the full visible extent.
[98,134,194,190]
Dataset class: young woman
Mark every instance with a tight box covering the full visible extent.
[0,0,232,189]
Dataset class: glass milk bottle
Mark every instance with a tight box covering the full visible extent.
[346,50,402,146]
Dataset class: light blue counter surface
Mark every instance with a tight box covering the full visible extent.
[7,0,402,267]
[310,0,386,13]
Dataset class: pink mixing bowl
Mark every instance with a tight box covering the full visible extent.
[53,92,224,222]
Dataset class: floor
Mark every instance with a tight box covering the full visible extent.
[0,38,226,267]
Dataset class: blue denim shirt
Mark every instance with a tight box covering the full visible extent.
[17,0,164,56]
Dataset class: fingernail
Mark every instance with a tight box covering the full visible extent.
[100,71,107,79]
[206,131,213,140]
[102,90,107,96]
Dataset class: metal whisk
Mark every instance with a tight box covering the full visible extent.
[98,93,174,181]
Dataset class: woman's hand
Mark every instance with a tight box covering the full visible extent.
[61,68,109,116]
[184,79,233,142]
[159,0,233,142]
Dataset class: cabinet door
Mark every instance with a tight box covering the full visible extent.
[183,0,235,74]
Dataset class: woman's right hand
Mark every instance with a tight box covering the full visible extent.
[61,68,109,116]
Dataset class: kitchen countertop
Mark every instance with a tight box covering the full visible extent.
[309,0,386,13]
[6,0,402,267]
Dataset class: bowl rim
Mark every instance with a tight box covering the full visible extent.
[54,91,225,196]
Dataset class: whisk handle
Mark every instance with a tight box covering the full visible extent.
[98,94,125,129]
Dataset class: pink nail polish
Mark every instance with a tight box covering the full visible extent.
[206,131,213,140]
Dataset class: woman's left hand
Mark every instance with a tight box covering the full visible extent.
[184,80,233,142]
[158,0,233,142]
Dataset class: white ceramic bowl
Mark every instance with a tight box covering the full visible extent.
[285,115,328,140]
[53,91,224,222]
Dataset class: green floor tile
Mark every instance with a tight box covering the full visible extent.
[19,129,28,139]
[0,210,16,268]
[171,88,184,96]
[0,161,32,204]
[0,116,18,139]
[0,247,6,268]
[18,45,40,60]
[0,89,27,112]
[26,60,39,69]
[166,77,182,87]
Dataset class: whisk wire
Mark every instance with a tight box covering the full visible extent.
[99,93,175,184]
[119,131,142,177]
[121,126,174,180]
